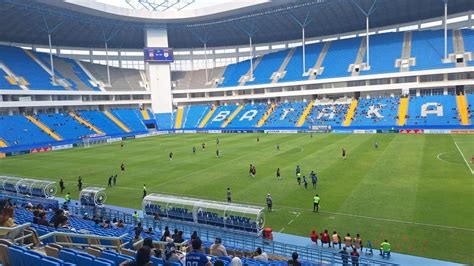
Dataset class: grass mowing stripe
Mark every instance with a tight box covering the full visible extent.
[454,142,474,174]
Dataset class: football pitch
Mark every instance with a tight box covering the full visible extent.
[0,133,473,264]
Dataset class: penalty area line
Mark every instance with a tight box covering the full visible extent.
[454,142,474,175]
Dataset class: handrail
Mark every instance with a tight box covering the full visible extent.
[0,222,31,232]
[38,231,129,242]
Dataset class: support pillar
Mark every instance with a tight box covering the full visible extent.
[444,0,448,60]
[48,33,55,83]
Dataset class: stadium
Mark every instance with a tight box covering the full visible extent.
[0,0,473,265]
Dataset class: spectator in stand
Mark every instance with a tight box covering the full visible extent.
[145,227,153,235]
[339,247,349,265]
[165,238,181,263]
[344,233,352,247]
[310,230,318,245]
[185,238,211,266]
[32,210,40,224]
[332,231,342,249]
[354,234,363,252]
[94,219,101,228]
[210,237,228,257]
[288,251,301,266]
[231,256,242,266]
[174,231,185,243]
[142,237,157,256]
[37,212,50,227]
[160,230,172,242]
[49,209,64,225]
[120,246,152,266]
[320,229,331,247]
[253,247,268,263]
[0,200,17,238]
[171,229,178,240]
[189,231,198,246]
[134,223,143,240]
[351,248,360,266]
[103,219,112,229]
[116,220,125,228]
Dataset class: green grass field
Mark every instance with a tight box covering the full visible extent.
[0,133,473,263]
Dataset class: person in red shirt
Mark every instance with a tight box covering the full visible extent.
[320,229,331,247]
[310,230,318,245]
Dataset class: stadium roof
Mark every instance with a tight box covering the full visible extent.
[0,0,472,49]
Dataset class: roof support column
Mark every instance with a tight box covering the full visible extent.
[351,0,377,68]
[47,33,55,84]
[290,12,312,74]
[42,14,63,84]
[204,42,208,83]
[104,40,111,86]
[190,30,211,83]
[444,0,448,60]
[249,35,253,79]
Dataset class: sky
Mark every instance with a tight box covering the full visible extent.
[96,0,235,10]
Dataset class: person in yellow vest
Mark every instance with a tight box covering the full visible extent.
[344,233,353,248]
[133,211,140,223]
[64,193,71,204]
[332,231,341,249]
[379,239,391,258]
[313,194,320,212]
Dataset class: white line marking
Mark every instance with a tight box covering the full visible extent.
[436,152,448,161]
[454,142,474,175]
[279,228,285,233]
[287,219,294,225]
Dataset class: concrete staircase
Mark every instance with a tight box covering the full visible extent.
[271,48,296,83]
[25,115,63,141]
[350,37,368,76]
[343,99,358,127]
[103,111,131,133]
[257,104,276,127]
[239,56,263,86]
[297,101,315,127]
[456,95,470,125]
[141,109,150,120]
[308,42,331,80]
[174,107,184,129]
[221,106,244,128]
[0,63,29,89]
[198,106,217,128]
[397,32,414,72]
[397,97,409,126]
[0,138,8,147]
[69,112,104,135]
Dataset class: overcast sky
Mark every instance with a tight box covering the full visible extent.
[96,0,235,10]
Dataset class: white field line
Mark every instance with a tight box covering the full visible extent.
[454,142,474,175]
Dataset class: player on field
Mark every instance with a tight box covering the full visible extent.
[121,140,124,148]
[249,164,253,176]
[310,132,313,138]
[202,143,206,150]
[143,184,147,198]
[297,172,302,185]
[120,163,126,174]
[276,168,281,180]
[266,194,273,212]
[313,194,320,212]
[169,152,173,160]
[216,138,220,145]
[59,179,65,193]
[77,176,83,191]
[257,136,260,142]
[107,175,113,187]
[113,174,117,186]
[374,141,379,149]
[227,188,232,203]
[216,149,220,157]
[303,176,308,190]
[296,165,301,176]
[192,146,196,154]
[311,171,317,188]
[276,144,280,151]
[342,148,346,159]
[251,165,256,177]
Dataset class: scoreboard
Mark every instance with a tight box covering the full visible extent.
[144,47,174,62]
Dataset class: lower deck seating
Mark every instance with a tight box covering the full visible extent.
[305,103,349,127]
[351,97,400,126]
[204,105,239,128]
[155,113,174,129]
[76,110,125,135]
[264,102,307,127]
[226,104,268,128]
[182,105,211,128]
[110,109,147,132]
[36,113,95,140]
[406,95,459,126]
[0,115,56,146]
